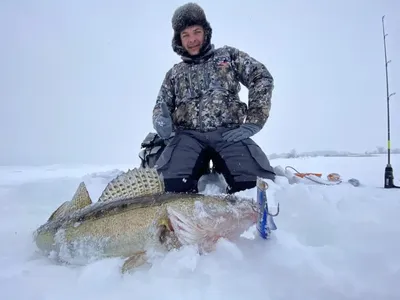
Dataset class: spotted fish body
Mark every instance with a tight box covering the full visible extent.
[33,168,259,271]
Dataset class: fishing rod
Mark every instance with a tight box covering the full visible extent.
[381,15,399,188]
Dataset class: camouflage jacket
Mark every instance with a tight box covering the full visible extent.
[152,45,274,132]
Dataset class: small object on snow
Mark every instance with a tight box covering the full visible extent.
[294,172,322,178]
[256,178,278,239]
[285,166,340,185]
[348,178,360,187]
[327,173,341,182]
[284,166,362,187]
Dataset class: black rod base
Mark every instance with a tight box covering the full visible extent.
[384,164,400,188]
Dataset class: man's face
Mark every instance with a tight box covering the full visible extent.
[180,25,204,55]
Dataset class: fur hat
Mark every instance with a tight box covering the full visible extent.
[171,2,212,56]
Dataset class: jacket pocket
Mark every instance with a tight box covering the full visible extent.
[154,135,180,170]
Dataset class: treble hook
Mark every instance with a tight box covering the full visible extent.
[251,202,280,217]
[268,203,280,217]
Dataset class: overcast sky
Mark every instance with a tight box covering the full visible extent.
[1,0,399,166]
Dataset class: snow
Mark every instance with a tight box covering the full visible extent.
[1,154,399,300]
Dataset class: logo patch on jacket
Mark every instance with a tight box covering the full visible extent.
[216,57,230,72]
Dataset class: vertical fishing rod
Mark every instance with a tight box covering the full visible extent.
[381,15,398,188]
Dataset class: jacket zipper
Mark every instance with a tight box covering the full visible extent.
[189,64,203,131]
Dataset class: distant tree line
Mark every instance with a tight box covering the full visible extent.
[268,146,400,160]
[365,146,400,155]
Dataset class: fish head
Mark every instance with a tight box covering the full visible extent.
[164,195,258,252]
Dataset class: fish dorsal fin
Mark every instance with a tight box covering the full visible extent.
[98,167,164,202]
[70,181,92,209]
[48,181,93,221]
[47,201,70,222]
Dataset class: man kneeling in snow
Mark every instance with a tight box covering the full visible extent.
[152,2,276,194]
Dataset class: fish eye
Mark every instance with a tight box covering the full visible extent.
[158,225,168,243]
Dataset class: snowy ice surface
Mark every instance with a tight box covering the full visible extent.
[0,155,399,300]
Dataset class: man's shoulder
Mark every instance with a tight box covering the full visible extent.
[161,62,185,80]
[214,45,240,56]
[168,60,187,74]
[165,45,242,73]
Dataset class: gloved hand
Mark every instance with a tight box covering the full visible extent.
[221,123,261,142]
[153,102,173,139]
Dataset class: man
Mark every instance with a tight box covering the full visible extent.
[152,2,276,194]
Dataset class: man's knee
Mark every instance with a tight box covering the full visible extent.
[163,177,198,193]
[224,139,274,173]
[227,180,256,194]
[216,138,276,193]
[155,133,200,175]
[154,132,206,193]
[226,171,275,194]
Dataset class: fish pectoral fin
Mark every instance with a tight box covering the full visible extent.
[167,207,220,252]
[121,251,149,274]
[48,181,92,221]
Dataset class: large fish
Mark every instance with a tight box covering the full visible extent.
[33,167,264,273]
